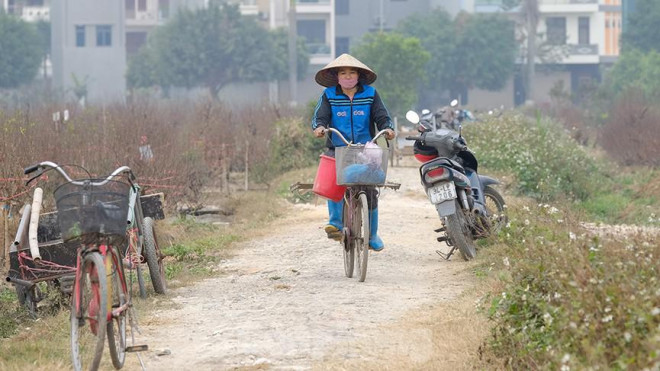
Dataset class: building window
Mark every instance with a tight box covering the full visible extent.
[578,17,590,45]
[335,0,349,15]
[138,0,147,11]
[125,0,136,19]
[75,25,85,47]
[159,0,170,20]
[336,37,349,57]
[297,19,328,54]
[546,17,566,45]
[96,25,112,47]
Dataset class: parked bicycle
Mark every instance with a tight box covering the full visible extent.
[320,128,399,282]
[22,161,162,370]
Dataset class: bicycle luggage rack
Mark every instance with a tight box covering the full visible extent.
[6,193,166,295]
[289,182,401,195]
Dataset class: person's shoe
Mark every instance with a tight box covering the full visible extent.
[368,208,385,251]
[324,224,342,241]
[369,235,384,251]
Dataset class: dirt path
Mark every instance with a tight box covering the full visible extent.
[135,167,478,370]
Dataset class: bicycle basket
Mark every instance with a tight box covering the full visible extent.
[54,180,131,242]
[335,144,389,186]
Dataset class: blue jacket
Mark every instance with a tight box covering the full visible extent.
[312,84,393,148]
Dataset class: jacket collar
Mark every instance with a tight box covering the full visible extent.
[335,83,365,96]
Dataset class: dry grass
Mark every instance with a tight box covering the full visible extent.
[314,271,497,370]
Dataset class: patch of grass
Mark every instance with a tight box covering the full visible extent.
[478,197,660,369]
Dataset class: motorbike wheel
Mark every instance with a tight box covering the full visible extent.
[483,186,508,234]
[445,199,477,261]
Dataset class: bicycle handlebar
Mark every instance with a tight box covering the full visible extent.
[26,161,135,186]
[323,127,392,145]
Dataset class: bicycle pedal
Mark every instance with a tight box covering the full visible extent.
[436,236,449,243]
[434,227,446,233]
[125,345,149,352]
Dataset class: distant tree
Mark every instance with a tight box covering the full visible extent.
[397,8,454,102]
[398,10,516,103]
[621,0,660,52]
[127,4,308,97]
[0,12,41,88]
[351,32,430,116]
[604,49,660,99]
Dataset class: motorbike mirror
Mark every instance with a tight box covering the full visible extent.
[450,99,458,107]
[405,110,420,124]
[421,109,431,115]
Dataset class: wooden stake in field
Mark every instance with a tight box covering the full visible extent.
[1,202,5,269]
[244,140,249,191]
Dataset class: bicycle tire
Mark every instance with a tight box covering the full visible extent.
[355,193,370,282]
[70,251,108,371]
[143,217,167,294]
[107,249,127,369]
[342,198,355,278]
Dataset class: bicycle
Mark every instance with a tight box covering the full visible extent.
[24,162,155,370]
[322,128,400,282]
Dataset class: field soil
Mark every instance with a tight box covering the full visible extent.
[132,166,484,370]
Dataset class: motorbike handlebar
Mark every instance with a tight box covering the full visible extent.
[405,136,423,141]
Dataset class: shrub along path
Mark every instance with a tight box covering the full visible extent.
[135,166,483,369]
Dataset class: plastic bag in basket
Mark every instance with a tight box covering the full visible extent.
[342,164,386,184]
[356,142,383,167]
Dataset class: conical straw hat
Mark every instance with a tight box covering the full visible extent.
[315,54,377,87]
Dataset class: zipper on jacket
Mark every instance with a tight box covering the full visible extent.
[349,98,355,142]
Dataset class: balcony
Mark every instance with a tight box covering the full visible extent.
[548,43,599,64]
[296,0,332,14]
[568,44,598,55]
[540,0,598,13]
[20,6,50,21]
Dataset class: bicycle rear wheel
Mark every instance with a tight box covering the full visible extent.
[70,252,108,371]
[107,249,127,369]
[342,198,354,278]
[355,193,370,282]
[143,217,167,294]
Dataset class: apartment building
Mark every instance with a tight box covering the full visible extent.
[124,0,206,56]
[470,0,622,108]
[1,0,50,21]
[50,0,126,102]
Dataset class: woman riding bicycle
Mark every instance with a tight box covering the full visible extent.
[311,54,395,251]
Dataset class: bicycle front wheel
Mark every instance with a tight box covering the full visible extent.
[342,198,355,278]
[70,252,108,371]
[355,193,370,282]
[106,250,127,369]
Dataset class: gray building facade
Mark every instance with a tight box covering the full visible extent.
[51,0,126,103]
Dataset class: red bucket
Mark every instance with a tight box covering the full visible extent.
[312,155,346,202]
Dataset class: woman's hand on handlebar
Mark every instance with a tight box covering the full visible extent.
[313,126,326,138]
[383,129,395,140]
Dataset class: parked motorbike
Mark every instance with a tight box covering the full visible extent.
[405,100,507,261]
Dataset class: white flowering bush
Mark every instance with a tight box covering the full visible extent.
[465,114,605,201]
[464,113,660,225]
[482,198,660,369]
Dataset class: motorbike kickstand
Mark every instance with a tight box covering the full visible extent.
[436,246,457,260]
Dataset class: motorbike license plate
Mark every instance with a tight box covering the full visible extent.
[428,181,457,204]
